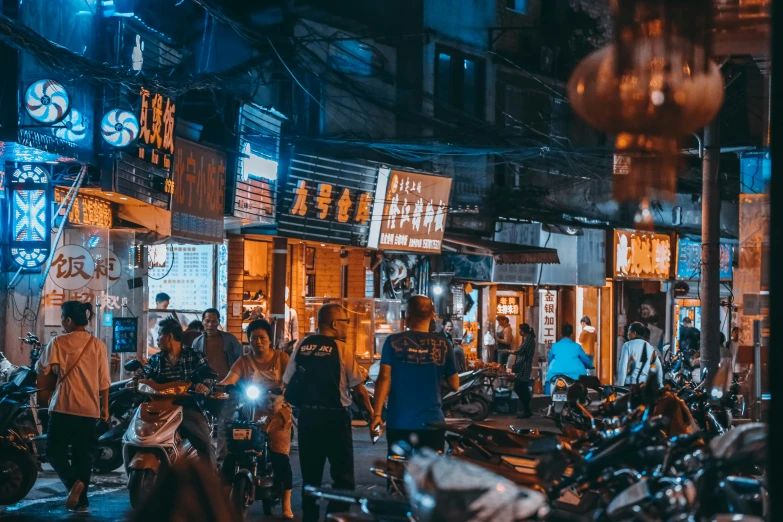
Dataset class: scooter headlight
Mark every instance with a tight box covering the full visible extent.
[245,385,261,400]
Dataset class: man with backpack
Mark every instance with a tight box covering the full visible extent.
[617,322,663,386]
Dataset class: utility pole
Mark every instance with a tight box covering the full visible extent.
[699,119,721,385]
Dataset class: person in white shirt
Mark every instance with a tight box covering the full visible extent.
[617,322,663,387]
[36,301,110,512]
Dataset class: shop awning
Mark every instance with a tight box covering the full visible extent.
[442,233,560,265]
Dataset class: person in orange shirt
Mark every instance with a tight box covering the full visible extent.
[578,316,597,357]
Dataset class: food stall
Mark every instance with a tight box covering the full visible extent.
[304,298,403,368]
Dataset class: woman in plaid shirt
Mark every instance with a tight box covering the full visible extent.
[511,324,537,419]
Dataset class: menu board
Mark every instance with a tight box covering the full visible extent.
[112,317,138,353]
[148,244,214,311]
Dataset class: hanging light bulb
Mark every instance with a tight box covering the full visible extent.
[568,0,723,202]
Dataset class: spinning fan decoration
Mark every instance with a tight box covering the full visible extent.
[25,80,70,124]
[101,109,139,147]
[53,108,88,142]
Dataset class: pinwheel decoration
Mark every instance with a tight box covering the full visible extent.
[25,80,70,124]
[53,108,88,142]
[101,109,139,147]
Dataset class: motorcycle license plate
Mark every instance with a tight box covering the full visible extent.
[552,394,567,402]
[232,429,253,441]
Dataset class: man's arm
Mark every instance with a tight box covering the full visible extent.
[100,389,109,422]
[617,344,630,386]
[352,382,374,417]
[370,364,392,433]
[443,342,460,391]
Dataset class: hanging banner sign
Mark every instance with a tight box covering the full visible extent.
[613,229,672,280]
[368,169,452,253]
[54,188,113,228]
[539,289,558,348]
[138,86,176,170]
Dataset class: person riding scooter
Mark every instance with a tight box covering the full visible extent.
[139,318,215,465]
[546,324,593,394]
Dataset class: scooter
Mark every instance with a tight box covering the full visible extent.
[0,366,39,505]
[223,382,283,518]
[122,362,218,508]
[441,369,492,421]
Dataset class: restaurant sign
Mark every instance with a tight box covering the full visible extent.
[54,188,113,228]
[367,169,452,253]
[497,296,520,316]
[614,229,672,280]
[171,140,226,242]
[676,238,733,281]
[278,152,379,246]
[137,86,176,170]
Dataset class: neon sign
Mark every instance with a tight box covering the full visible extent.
[8,164,51,268]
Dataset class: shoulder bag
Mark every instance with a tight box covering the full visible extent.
[37,337,94,408]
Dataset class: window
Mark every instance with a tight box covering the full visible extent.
[503,80,553,138]
[507,0,527,14]
[435,49,485,120]
[328,39,379,76]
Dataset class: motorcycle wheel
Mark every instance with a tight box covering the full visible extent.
[93,443,123,474]
[0,448,38,505]
[128,469,156,509]
[231,475,252,517]
[464,397,490,422]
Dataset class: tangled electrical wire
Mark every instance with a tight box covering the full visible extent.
[0,14,274,98]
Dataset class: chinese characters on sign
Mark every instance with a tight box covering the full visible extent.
[49,245,123,291]
[496,296,520,316]
[369,170,452,253]
[676,238,733,281]
[138,86,176,170]
[539,289,558,348]
[614,230,672,279]
[172,140,226,242]
[288,180,374,226]
[54,188,112,228]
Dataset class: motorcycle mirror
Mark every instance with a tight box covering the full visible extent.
[124,359,142,372]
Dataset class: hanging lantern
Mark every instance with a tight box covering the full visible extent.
[568,0,723,202]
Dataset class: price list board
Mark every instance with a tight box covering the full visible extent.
[148,245,215,311]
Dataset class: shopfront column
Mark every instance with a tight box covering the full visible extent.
[270,237,288,346]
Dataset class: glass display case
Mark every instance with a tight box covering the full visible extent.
[304,298,403,367]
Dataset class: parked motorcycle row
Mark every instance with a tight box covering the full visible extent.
[307,363,768,522]
[2,337,769,521]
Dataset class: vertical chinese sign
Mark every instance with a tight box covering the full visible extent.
[137,86,176,170]
[171,140,226,242]
[367,169,452,253]
[539,289,558,348]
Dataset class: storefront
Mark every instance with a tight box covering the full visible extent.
[673,237,735,348]
[493,222,609,378]
[612,229,675,380]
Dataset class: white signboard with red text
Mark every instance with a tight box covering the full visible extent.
[539,289,558,348]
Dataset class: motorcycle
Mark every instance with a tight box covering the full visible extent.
[122,363,218,508]
[307,446,549,522]
[222,382,283,518]
[0,365,39,505]
[441,369,492,421]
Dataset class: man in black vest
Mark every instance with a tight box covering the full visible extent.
[283,303,373,522]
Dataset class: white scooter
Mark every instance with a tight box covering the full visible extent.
[121,361,219,508]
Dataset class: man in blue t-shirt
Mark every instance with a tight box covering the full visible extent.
[371,296,459,453]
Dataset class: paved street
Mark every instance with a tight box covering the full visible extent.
[0,414,557,521]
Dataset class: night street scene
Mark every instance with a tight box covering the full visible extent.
[0,0,778,521]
